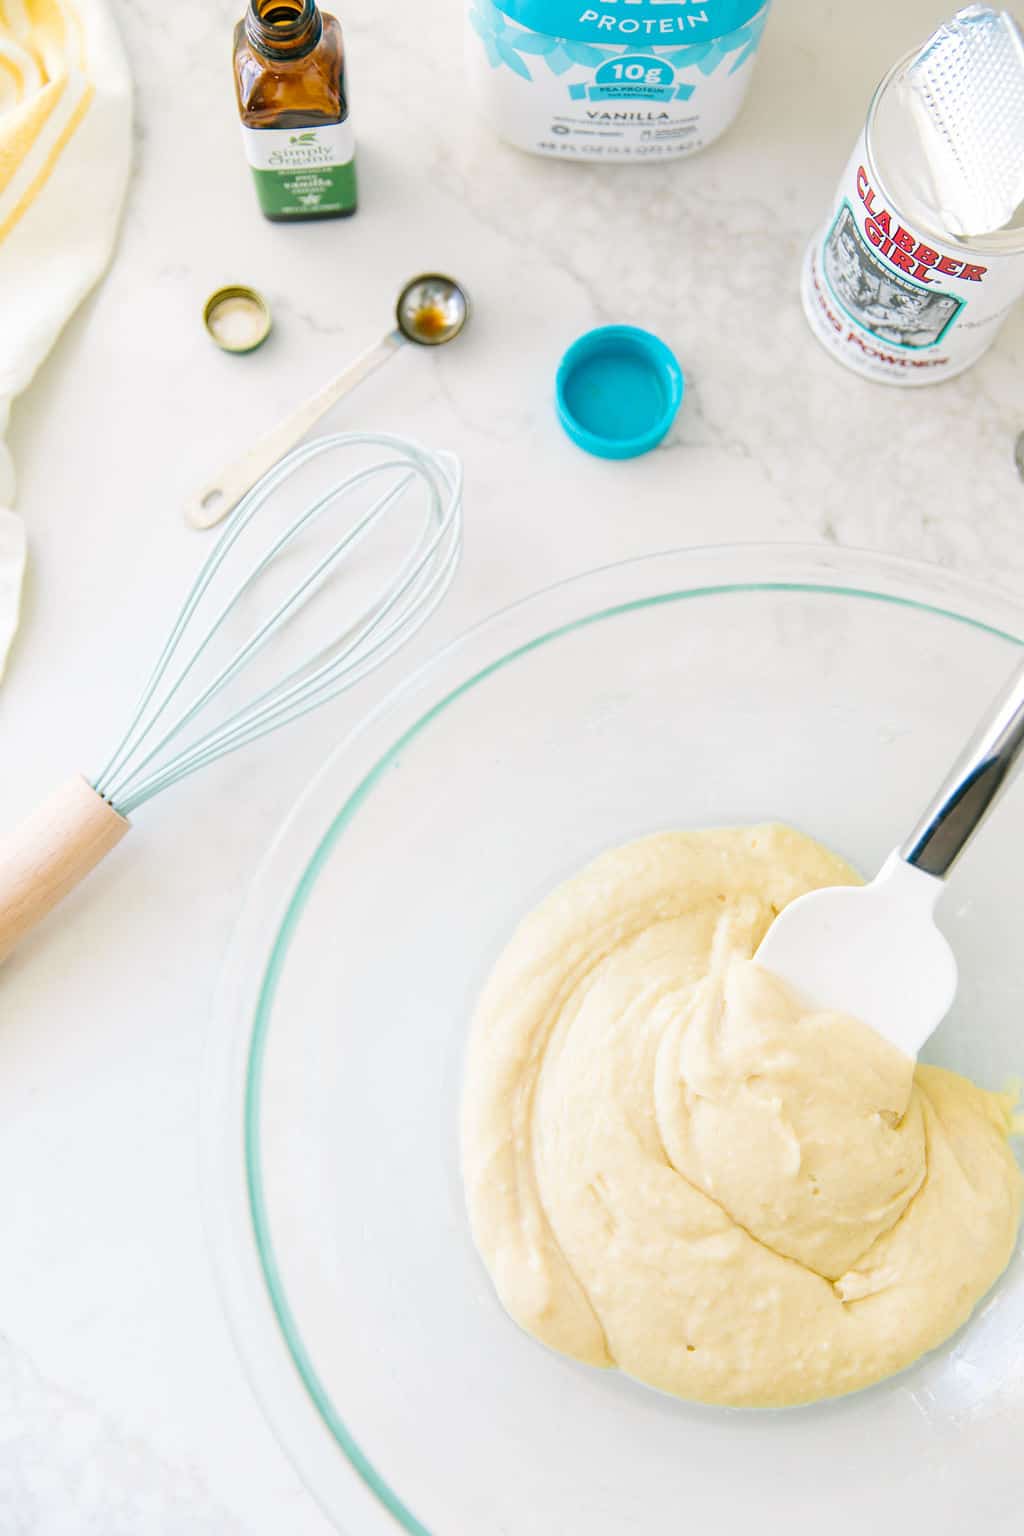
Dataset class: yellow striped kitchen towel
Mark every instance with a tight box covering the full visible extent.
[0,0,131,680]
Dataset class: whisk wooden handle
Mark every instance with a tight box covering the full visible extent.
[0,777,129,962]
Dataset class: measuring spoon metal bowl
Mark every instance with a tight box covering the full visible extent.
[396,274,470,347]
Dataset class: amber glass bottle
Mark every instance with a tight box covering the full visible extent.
[233,0,357,223]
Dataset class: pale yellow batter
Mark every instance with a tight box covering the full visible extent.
[461,825,1023,1408]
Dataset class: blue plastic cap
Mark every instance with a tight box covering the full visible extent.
[555,325,684,460]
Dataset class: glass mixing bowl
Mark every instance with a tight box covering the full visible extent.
[202,545,1024,1536]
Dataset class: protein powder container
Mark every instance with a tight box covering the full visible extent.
[466,1,772,162]
[802,7,1024,385]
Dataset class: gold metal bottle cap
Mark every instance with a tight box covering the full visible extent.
[203,285,272,353]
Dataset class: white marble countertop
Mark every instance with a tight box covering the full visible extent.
[2,0,1023,1530]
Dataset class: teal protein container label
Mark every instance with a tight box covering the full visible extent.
[240,121,357,217]
[467,0,771,160]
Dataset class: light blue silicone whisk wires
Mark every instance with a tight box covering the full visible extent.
[93,432,463,817]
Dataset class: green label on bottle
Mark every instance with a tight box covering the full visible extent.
[241,122,357,218]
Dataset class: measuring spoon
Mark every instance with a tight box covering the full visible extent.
[187,274,469,529]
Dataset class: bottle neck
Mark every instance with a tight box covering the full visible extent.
[245,0,322,61]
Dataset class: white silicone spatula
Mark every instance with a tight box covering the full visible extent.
[756,659,1024,1057]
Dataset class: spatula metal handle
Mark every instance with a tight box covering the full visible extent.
[901,658,1024,879]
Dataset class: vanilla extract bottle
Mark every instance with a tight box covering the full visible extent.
[233,0,357,222]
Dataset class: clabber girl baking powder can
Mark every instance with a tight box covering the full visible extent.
[802,48,1024,386]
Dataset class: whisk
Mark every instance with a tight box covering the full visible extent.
[0,432,462,963]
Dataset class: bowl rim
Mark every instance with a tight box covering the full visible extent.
[200,541,1024,1535]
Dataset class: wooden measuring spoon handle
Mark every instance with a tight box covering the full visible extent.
[0,777,129,963]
